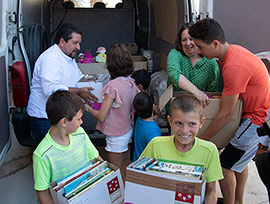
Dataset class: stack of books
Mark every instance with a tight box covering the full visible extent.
[129,157,206,180]
[52,160,115,202]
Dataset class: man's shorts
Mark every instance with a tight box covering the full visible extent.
[220,118,260,173]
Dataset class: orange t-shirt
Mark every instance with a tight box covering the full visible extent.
[219,45,270,125]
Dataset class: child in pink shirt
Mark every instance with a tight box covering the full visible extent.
[87,44,140,179]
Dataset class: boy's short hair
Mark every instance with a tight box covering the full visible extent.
[189,18,226,45]
[133,92,153,119]
[131,69,151,90]
[170,93,203,118]
[46,90,85,126]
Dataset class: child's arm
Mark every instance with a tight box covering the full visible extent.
[204,181,217,204]
[36,189,54,204]
[86,94,114,122]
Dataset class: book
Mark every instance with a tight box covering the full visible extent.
[54,160,101,192]
[68,170,115,202]
[66,167,114,200]
[129,156,156,170]
[145,159,205,180]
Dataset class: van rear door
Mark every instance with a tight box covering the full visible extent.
[0,0,11,165]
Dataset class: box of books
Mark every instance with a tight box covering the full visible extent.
[77,56,147,75]
[124,157,207,204]
[159,85,243,148]
[77,73,110,110]
[50,159,124,204]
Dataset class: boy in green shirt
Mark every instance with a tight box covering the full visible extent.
[33,90,102,204]
[141,93,223,204]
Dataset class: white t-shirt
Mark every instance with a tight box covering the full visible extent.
[27,44,83,118]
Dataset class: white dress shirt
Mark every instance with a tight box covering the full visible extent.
[27,44,83,118]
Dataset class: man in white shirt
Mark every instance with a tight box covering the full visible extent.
[27,23,98,145]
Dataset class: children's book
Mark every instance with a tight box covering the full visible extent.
[54,160,101,193]
[145,159,205,180]
[66,167,114,200]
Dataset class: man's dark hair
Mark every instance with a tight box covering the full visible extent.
[131,69,151,90]
[106,44,134,79]
[54,23,82,44]
[189,18,226,45]
[46,90,85,126]
[133,92,153,119]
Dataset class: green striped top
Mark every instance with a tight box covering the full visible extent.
[33,127,99,191]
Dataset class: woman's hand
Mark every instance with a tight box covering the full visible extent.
[178,74,209,107]
[193,89,209,107]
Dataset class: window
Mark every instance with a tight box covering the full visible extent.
[74,0,123,8]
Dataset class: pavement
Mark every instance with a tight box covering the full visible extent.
[0,128,269,204]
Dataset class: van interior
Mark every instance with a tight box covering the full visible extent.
[0,0,270,165]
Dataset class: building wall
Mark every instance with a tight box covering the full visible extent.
[213,0,270,53]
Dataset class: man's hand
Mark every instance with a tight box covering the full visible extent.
[78,87,98,103]
[69,87,98,103]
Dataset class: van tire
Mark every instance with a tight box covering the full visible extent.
[23,23,48,75]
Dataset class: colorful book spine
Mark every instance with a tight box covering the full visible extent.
[129,157,157,171]
[152,161,202,177]
[66,167,114,200]
[55,161,101,192]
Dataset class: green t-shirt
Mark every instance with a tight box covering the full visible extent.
[33,127,99,191]
[141,136,223,183]
[167,48,219,92]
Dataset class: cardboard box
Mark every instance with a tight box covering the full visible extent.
[77,74,110,103]
[78,63,108,75]
[50,160,124,204]
[77,56,147,75]
[131,55,148,71]
[124,165,206,204]
[159,85,243,148]
[120,42,138,55]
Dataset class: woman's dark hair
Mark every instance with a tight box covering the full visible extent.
[106,44,134,79]
[54,23,82,44]
[175,22,194,56]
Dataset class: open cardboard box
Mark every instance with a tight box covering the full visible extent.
[50,160,124,204]
[77,73,110,103]
[124,161,206,204]
[77,55,147,75]
[159,85,243,148]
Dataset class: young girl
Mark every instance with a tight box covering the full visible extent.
[86,44,140,179]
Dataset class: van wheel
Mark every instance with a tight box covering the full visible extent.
[22,23,48,75]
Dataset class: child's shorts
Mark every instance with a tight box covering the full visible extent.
[220,118,260,173]
[105,127,133,153]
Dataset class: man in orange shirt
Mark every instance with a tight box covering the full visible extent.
[189,18,270,204]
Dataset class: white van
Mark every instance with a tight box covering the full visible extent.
[0,0,270,167]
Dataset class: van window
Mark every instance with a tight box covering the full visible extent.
[74,0,123,8]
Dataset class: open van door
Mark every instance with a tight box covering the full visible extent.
[0,0,11,165]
